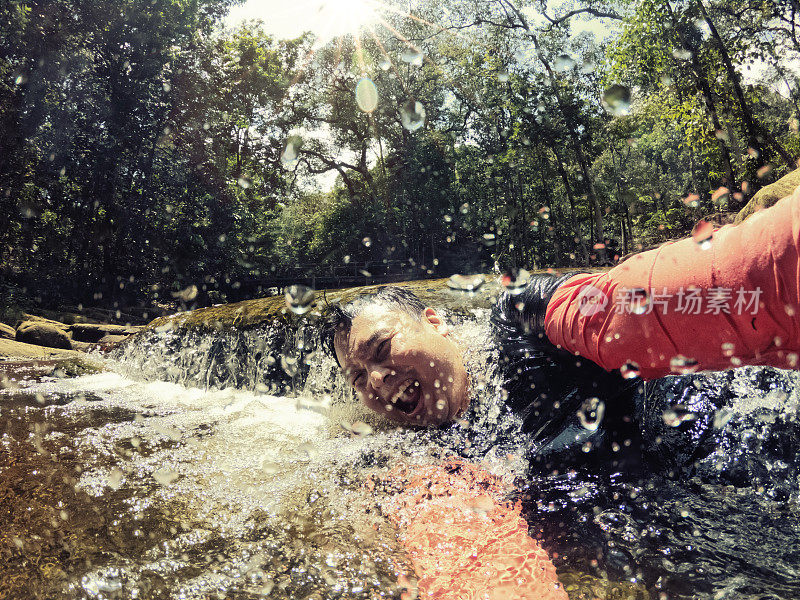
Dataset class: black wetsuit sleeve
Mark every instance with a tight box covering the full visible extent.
[491,276,641,455]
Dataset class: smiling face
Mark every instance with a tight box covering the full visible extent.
[333,305,469,426]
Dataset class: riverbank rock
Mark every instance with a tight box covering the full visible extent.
[0,338,79,361]
[0,322,15,340]
[70,323,143,343]
[735,168,800,224]
[16,321,72,350]
[143,269,611,333]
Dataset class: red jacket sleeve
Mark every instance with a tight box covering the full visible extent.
[544,186,800,380]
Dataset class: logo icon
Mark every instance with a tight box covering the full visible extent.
[576,285,609,316]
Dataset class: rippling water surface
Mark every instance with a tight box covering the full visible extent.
[2,315,800,599]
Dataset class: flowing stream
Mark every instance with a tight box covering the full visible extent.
[2,310,800,599]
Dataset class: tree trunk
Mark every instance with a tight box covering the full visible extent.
[699,0,796,168]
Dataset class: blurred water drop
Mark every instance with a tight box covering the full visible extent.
[497,71,509,82]
[721,342,736,357]
[378,57,392,71]
[662,405,697,427]
[670,355,699,374]
[362,236,372,247]
[757,164,773,179]
[692,220,713,250]
[171,284,198,302]
[446,274,484,292]
[672,48,692,60]
[553,54,576,71]
[281,354,299,377]
[459,202,470,214]
[620,361,641,379]
[683,193,700,208]
[342,421,374,436]
[500,269,531,295]
[355,77,378,112]
[400,99,425,132]
[285,284,315,314]
[400,48,424,66]
[659,74,674,86]
[237,177,251,189]
[579,61,596,74]
[262,461,280,474]
[577,397,605,431]
[629,288,650,314]
[713,407,734,429]
[281,135,303,168]
[602,85,631,117]
[152,468,179,486]
[107,468,124,490]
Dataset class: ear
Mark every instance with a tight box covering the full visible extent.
[422,307,448,335]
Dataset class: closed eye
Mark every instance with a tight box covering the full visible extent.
[376,338,390,360]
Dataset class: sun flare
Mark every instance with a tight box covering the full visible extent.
[227,0,379,43]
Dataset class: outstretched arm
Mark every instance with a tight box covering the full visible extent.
[545,186,800,380]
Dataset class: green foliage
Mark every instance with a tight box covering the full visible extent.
[1,0,799,309]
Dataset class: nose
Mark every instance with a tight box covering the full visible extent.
[368,365,390,388]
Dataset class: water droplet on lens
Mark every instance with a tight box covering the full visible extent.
[400,99,425,131]
[378,57,392,70]
[400,48,424,66]
[620,361,641,379]
[447,274,484,292]
[577,397,605,431]
[683,193,700,208]
[355,77,378,112]
[713,407,734,429]
[630,288,650,314]
[721,342,735,357]
[285,284,315,314]
[692,220,713,249]
[281,354,299,377]
[497,71,509,82]
[281,135,303,168]
[662,405,697,427]
[553,53,576,71]
[171,284,198,302]
[672,48,692,60]
[344,421,373,436]
[670,355,699,374]
[482,233,496,246]
[362,236,372,247]
[602,85,631,117]
[107,468,124,490]
[153,468,179,486]
[500,269,531,294]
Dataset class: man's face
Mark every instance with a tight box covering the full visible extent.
[334,305,469,426]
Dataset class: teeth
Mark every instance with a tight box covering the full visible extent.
[389,380,416,407]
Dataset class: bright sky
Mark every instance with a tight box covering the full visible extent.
[225,0,618,42]
[225,0,379,42]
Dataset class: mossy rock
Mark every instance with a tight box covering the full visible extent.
[734,168,800,224]
[144,269,611,333]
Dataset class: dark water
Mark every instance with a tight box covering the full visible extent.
[2,324,800,599]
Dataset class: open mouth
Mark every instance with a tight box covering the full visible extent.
[389,379,421,415]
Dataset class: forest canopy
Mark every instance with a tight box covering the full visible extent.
[2,0,799,311]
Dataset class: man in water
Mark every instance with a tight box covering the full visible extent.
[321,187,800,457]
